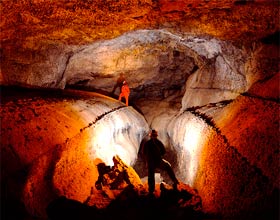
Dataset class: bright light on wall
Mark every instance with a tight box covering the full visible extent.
[169,112,208,186]
[183,119,205,185]
[90,118,127,166]
[87,108,149,167]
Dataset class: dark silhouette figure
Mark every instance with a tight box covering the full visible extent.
[112,73,126,95]
[118,80,130,106]
[142,129,179,195]
[95,162,111,190]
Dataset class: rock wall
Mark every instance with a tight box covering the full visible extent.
[1,1,279,217]
[192,90,279,218]
[0,89,149,217]
[181,39,247,109]
[1,30,275,106]
[164,41,279,217]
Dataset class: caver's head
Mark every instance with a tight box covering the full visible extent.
[149,129,158,138]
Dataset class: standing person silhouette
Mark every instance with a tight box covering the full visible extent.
[142,129,179,196]
[112,73,125,96]
[118,80,130,106]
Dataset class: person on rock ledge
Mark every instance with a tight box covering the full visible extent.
[118,80,130,106]
[112,72,126,96]
[142,129,179,196]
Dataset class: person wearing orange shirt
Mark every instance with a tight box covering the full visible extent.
[118,80,130,106]
[112,73,126,96]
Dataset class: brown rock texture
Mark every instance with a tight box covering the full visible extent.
[0,88,149,217]
[1,0,279,219]
[184,64,279,218]
[1,0,279,49]
[194,128,274,218]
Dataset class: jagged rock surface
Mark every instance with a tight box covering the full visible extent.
[1,0,279,219]
[46,154,204,220]
[0,88,149,217]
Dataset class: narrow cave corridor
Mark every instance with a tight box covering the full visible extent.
[1,1,279,220]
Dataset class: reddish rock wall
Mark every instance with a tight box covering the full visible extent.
[193,74,279,218]
[0,89,148,218]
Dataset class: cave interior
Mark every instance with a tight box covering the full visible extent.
[0,1,279,220]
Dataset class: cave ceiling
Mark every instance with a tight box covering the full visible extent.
[1,0,279,51]
[1,2,279,218]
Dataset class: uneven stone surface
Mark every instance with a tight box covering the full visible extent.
[165,54,279,218]
[181,38,248,109]
[1,0,279,94]
[1,0,279,49]
[1,88,149,217]
[1,0,279,219]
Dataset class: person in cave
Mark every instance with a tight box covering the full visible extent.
[142,129,179,196]
[111,73,126,96]
[118,80,130,106]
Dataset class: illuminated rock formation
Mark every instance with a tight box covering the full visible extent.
[1,0,279,219]
[1,89,149,217]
